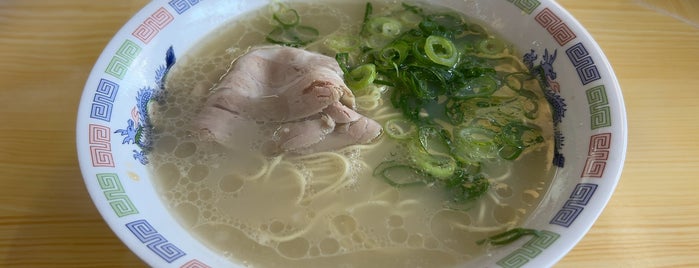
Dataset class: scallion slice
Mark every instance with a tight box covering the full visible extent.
[424,35,459,67]
[346,64,377,93]
[373,161,429,187]
[385,118,416,140]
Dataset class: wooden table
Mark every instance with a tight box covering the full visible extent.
[1,0,698,267]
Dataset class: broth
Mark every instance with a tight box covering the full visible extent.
[149,1,555,267]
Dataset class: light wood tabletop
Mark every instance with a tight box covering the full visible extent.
[1,0,698,267]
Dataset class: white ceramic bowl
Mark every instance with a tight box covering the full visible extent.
[77,0,627,267]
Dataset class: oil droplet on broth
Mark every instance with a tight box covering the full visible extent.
[269,220,285,234]
[156,163,181,190]
[219,174,244,193]
[188,164,210,182]
[429,210,473,252]
[187,191,199,202]
[199,188,213,200]
[175,202,200,228]
[387,215,404,227]
[494,182,513,198]
[389,228,408,244]
[308,246,321,257]
[424,237,441,250]
[277,237,310,259]
[493,205,517,224]
[174,142,197,158]
[331,215,357,236]
[407,233,424,248]
[319,238,341,255]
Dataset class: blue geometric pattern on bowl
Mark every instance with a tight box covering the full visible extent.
[126,219,186,263]
[549,183,599,227]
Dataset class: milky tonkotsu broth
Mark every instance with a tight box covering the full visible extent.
[148,1,555,267]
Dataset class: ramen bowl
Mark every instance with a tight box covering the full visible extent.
[76,0,626,267]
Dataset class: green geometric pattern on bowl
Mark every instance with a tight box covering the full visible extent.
[496,230,561,268]
[97,173,139,217]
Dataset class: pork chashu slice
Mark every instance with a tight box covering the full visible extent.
[196,46,381,154]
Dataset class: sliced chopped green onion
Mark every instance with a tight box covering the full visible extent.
[424,35,458,67]
[272,5,300,27]
[408,140,456,179]
[498,144,524,160]
[366,34,393,49]
[478,38,506,54]
[367,17,403,37]
[410,39,432,64]
[458,160,481,174]
[374,79,395,87]
[451,75,499,99]
[517,89,540,119]
[324,35,361,53]
[466,23,488,36]
[335,52,350,74]
[398,10,423,27]
[453,126,499,161]
[346,64,377,93]
[265,3,319,47]
[449,144,472,165]
[385,118,416,140]
[477,228,542,246]
[373,161,429,187]
[445,99,467,125]
[496,122,543,160]
[417,125,451,156]
[401,3,423,14]
[425,13,466,36]
[504,72,530,91]
[382,21,402,37]
[391,88,423,121]
[445,171,490,203]
[266,25,320,47]
[340,3,549,208]
[376,42,410,71]
[360,2,373,36]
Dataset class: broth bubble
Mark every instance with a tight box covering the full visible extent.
[389,228,408,244]
[319,238,341,255]
[277,237,310,259]
[219,174,244,193]
[174,142,197,158]
[331,215,357,236]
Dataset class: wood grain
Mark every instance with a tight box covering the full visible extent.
[1,0,698,267]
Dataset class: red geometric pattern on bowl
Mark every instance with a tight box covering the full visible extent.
[535,8,576,46]
[88,124,114,167]
[581,133,612,178]
[132,7,175,44]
